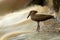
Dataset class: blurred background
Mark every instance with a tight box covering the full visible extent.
[0,0,59,16]
[0,0,32,16]
[0,0,60,40]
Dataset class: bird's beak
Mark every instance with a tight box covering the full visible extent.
[27,13,31,19]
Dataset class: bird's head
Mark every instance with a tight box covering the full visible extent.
[27,10,37,19]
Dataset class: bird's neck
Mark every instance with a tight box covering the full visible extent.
[31,14,36,17]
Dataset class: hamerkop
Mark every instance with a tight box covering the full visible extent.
[27,10,55,32]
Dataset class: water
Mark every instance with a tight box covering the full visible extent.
[0,5,60,40]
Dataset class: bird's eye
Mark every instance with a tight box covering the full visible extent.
[34,11,37,13]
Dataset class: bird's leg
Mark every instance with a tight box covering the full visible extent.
[37,21,40,32]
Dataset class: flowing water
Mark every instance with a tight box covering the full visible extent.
[0,5,60,40]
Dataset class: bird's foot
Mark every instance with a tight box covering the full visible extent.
[36,29,40,32]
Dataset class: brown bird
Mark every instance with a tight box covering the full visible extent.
[27,10,55,32]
